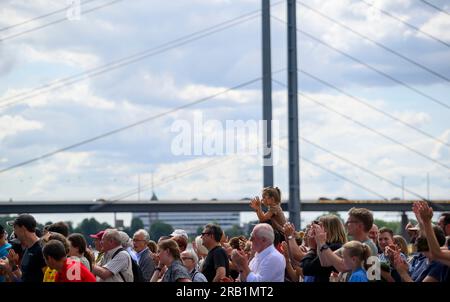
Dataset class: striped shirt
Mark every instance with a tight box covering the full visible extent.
[98,246,133,282]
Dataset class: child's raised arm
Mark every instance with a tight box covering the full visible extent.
[250,196,274,222]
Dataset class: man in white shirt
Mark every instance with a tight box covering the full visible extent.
[231,223,285,282]
[92,229,133,282]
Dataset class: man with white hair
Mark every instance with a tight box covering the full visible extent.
[231,223,285,282]
[132,229,155,282]
[181,250,207,282]
[92,229,133,282]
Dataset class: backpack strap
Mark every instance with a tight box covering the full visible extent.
[111,248,128,282]
[191,269,199,281]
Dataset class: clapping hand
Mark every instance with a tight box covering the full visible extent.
[250,197,261,210]
[385,244,399,262]
[392,249,409,275]
[283,222,295,238]
[311,224,327,246]
[281,241,289,259]
[231,249,248,269]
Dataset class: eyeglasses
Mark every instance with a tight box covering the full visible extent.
[132,239,146,242]
[181,257,193,261]
[201,232,211,237]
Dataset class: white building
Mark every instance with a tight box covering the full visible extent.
[133,211,240,236]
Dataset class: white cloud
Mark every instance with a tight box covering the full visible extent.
[0,115,43,140]
[20,45,101,69]
[178,84,259,105]
[419,13,450,42]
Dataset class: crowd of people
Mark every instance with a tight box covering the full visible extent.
[0,187,449,283]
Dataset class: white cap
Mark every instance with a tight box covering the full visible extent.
[170,229,188,240]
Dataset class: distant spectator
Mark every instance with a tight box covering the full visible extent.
[343,241,370,282]
[438,212,450,248]
[147,240,158,253]
[200,224,230,282]
[377,227,407,282]
[438,212,450,237]
[92,229,133,282]
[170,229,189,241]
[369,224,382,254]
[393,204,449,283]
[6,214,46,282]
[67,233,94,271]
[395,225,448,282]
[299,215,346,282]
[43,240,95,282]
[231,223,285,282]
[0,225,12,282]
[132,229,155,282]
[89,230,105,265]
[393,235,409,256]
[47,222,70,237]
[250,187,287,234]
[172,235,188,253]
[150,239,191,282]
[181,250,207,282]
[193,235,208,271]
[314,208,378,280]
[42,232,69,282]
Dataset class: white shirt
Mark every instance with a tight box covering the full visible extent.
[245,244,285,282]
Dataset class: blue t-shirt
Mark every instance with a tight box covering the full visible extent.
[348,267,369,282]
[0,243,12,282]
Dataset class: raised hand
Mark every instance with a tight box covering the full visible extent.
[7,249,18,267]
[413,201,433,225]
[283,222,295,237]
[250,196,261,210]
[312,224,327,246]
[385,244,399,262]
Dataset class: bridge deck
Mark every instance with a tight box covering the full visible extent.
[0,200,448,214]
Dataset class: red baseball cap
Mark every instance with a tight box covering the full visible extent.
[89,230,105,240]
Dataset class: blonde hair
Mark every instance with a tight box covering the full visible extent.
[319,215,347,244]
[194,235,208,255]
[393,235,408,256]
[343,240,371,264]
[262,186,281,204]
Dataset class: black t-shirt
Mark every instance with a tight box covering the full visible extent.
[300,242,342,282]
[201,246,229,282]
[20,240,46,282]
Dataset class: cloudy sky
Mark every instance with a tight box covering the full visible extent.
[0,0,449,226]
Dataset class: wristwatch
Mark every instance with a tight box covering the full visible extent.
[287,235,293,240]
[319,244,329,252]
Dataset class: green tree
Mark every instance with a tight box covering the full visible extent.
[226,224,245,238]
[374,219,402,235]
[65,221,74,234]
[149,220,173,241]
[130,217,145,234]
[123,217,145,237]
[315,211,344,223]
[73,218,111,246]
